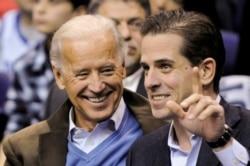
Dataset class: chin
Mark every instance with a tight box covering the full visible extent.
[152,110,164,119]
[152,109,173,120]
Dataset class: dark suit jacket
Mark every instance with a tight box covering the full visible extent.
[44,73,147,119]
[127,97,250,166]
[3,89,166,166]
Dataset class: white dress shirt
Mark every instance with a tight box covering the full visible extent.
[123,68,143,92]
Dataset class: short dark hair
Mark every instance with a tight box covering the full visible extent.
[70,0,91,9]
[141,9,225,93]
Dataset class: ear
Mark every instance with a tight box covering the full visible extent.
[52,66,66,90]
[73,5,88,17]
[198,58,216,86]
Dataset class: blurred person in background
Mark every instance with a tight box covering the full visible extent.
[2,0,89,136]
[0,0,44,75]
[0,0,18,18]
[0,0,45,135]
[149,0,183,14]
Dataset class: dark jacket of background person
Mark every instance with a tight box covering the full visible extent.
[234,0,250,75]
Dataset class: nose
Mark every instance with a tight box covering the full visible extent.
[144,69,161,90]
[88,74,105,93]
[118,22,131,41]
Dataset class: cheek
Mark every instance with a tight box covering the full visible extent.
[175,73,194,99]
[131,33,142,46]
[51,10,73,28]
[115,67,126,79]
[164,71,191,93]
[164,74,180,88]
[64,77,82,92]
[109,75,123,87]
[107,74,124,90]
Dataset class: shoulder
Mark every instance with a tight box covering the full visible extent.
[123,88,149,106]
[130,124,170,151]
[221,99,250,144]
[221,97,250,124]
[122,88,150,115]
[3,120,50,146]
[2,121,50,164]
[127,124,170,164]
[1,9,19,24]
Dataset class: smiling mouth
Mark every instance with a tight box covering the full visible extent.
[87,96,107,103]
[152,94,170,100]
[84,91,113,103]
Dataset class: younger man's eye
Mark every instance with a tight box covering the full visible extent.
[161,64,171,71]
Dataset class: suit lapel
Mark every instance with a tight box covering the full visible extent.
[39,132,68,166]
[196,141,220,166]
[39,99,72,166]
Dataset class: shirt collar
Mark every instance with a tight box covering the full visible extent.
[216,95,221,103]
[123,68,143,91]
[69,97,126,132]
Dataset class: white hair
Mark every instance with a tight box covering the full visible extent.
[50,14,127,70]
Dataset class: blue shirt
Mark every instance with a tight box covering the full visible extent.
[69,97,126,153]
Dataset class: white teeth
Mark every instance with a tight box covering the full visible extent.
[153,95,166,100]
[88,96,106,103]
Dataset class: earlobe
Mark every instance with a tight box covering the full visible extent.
[52,66,65,90]
[199,58,216,85]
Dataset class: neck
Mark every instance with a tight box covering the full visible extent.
[173,120,192,151]
[74,110,96,132]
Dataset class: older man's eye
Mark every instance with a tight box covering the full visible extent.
[75,73,88,79]
[101,68,115,75]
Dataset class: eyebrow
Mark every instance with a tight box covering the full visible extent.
[72,63,117,73]
[140,58,175,66]
[155,59,175,64]
[111,17,143,23]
